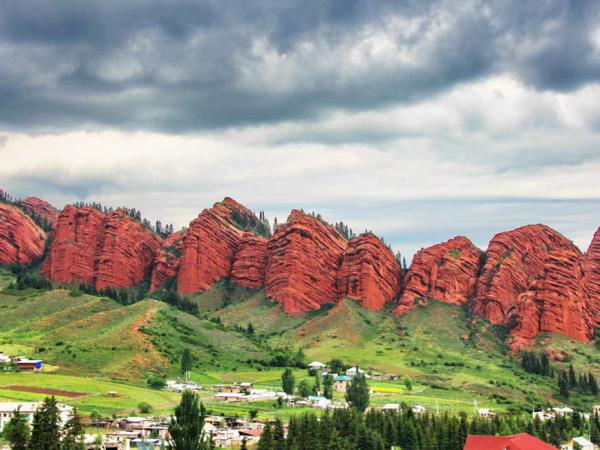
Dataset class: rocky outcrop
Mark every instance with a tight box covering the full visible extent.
[509,248,593,348]
[95,210,162,290]
[394,236,481,314]
[230,232,268,289]
[42,206,161,289]
[265,210,347,315]
[337,233,401,310]
[0,203,47,265]
[471,224,579,325]
[177,198,264,294]
[20,197,59,228]
[150,230,186,292]
[42,205,106,285]
[583,228,600,326]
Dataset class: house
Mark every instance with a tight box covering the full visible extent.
[411,405,427,414]
[551,407,574,416]
[0,353,11,364]
[477,408,495,418]
[308,361,326,370]
[308,396,331,409]
[346,367,365,377]
[333,375,352,392]
[15,359,43,371]
[382,403,401,413]
[0,402,72,432]
[561,436,594,450]
[463,433,557,450]
[214,392,245,402]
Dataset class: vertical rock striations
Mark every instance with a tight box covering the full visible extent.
[471,224,578,325]
[20,197,59,228]
[265,210,347,315]
[0,203,47,265]
[177,197,265,294]
[150,230,186,292]
[583,228,600,326]
[394,236,481,315]
[337,233,401,310]
[230,232,268,289]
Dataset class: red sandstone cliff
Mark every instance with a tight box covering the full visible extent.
[265,210,347,315]
[150,230,186,292]
[42,206,161,289]
[337,233,401,310]
[471,224,579,325]
[230,232,268,289]
[509,247,593,347]
[177,197,265,294]
[20,197,59,228]
[583,228,600,326]
[0,203,47,265]
[95,210,162,290]
[394,236,481,315]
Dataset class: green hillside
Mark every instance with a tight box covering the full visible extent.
[2,267,600,417]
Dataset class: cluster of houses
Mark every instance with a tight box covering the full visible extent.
[0,351,44,371]
[0,401,73,433]
[532,406,591,422]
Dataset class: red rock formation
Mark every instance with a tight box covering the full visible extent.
[472,224,578,325]
[230,232,268,289]
[509,248,593,347]
[265,210,347,315]
[337,233,401,310]
[394,236,481,315]
[42,205,106,285]
[583,228,600,326]
[0,203,47,265]
[177,198,264,294]
[20,197,59,228]
[95,210,162,290]
[43,206,161,289]
[150,230,186,292]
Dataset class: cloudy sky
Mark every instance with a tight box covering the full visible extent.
[1,0,600,259]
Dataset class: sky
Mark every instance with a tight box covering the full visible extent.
[1,0,600,259]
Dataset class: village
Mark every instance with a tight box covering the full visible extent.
[2,356,600,449]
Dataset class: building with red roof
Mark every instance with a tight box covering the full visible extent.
[463,433,557,450]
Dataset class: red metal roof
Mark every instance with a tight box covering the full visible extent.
[464,433,557,450]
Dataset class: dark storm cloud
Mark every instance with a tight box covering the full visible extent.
[0,0,599,132]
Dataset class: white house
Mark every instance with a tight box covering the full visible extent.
[308,396,332,409]
[346,367,365,377]
[0,402,73,432]
[383,403,401,412]
[0,353,11,364]
[477,408,495,418]
[561,436,594,450]
[411,405,427,414]
[308,361,326,370]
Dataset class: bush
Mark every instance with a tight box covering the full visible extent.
[138,402,153,414]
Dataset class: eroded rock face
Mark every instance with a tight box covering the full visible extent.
[583,228,600,326]
[265,210,347,315]
[20,197,59,228]
[471,224,579,325]
[42,206,161,289]
[177,198,263,294]
[42,205,106,285]
[337,233,401,310]
[394,236,481,315]
[230,232,268,289]
[0,203,47,265]
[95,210,162,290]
[150,230,186,292]
[509,248,593,348]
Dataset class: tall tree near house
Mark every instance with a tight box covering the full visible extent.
[29,396,61,450]
[345,373,370,412]
[168,390,209,450]
[181,348,193,380]
[323,374,334,399]
[4,407,30,450]
[61,408,85,450]
[281,368,295,395]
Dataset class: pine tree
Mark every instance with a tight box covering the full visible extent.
[181,348,193,376]
[569,364,577,388]
[323,374,334,399]
[29,396,61,450]
[258,422,274,450]
[345,373,370,412]
[4,407,30,450]
[558,371,570,398]
[168,390,208,450]
[273,419,285,450]
[61,408,85,450]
